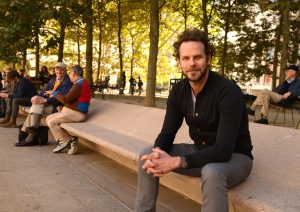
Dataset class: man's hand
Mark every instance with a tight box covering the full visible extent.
[141,148,181,177]
[141,148,161,173]
[57,106,63,112]
[282,92,291,99]
[45,90,53,96]
[150,149,181,177]
[31,95,47,105]
[0,93,8,98]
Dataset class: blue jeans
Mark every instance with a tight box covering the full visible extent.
[135,144,253,212]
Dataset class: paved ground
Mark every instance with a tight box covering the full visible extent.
[0,101,201,212]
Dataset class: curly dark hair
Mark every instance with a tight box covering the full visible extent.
[173,27,214,59]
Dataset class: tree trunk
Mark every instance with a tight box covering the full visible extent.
[202,0,209,34]
[279,0,290,83]
[97,1,103,84]
[272,15,282,90]
[130,31,134,78]
[117,0,124,94]
[22,48,27,70]
[85,0,93,84]
[35,26,40,77]
[181,0,188,79]
[183,0,187,30]
[290,11,300,64]
[77,27,81,66]
[145,0,159,107]
[97,25,102,83]
[219,0,232,76]
[58,22,66,62]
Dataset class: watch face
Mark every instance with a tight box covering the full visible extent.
[180,157,187,168]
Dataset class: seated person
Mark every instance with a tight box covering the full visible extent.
[247,64,300,124]
[0,68,17,124]
[0,70,37,128]
[39,66,50,84]
[15,62,73,146]
[46,65,92,155]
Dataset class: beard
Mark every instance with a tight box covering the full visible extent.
[183,66,209,82]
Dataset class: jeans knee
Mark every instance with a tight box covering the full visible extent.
[201,164,226,185]
[138,146,153,169]
[139,146,153,160]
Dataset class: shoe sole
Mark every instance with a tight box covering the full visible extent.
[53,142,71,153]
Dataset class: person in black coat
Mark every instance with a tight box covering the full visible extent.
[0,70,37,128]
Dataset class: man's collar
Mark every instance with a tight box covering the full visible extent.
[287,77,295,83]
[56,75,66,82]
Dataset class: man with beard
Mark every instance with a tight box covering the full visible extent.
[134,28,253,212]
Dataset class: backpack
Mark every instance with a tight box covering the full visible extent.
[18,125,49,145]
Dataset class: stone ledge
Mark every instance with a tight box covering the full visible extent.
[61,99,300,212]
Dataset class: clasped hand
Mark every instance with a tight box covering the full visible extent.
[31,95,47,104]
[141,148,180,177]
[282,92,291,99]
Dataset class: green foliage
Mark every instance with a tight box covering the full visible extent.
[0,0,299,88]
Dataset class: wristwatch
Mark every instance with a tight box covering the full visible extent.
[180,156,187,169]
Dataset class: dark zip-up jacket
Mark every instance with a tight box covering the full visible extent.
[275,77,300,97]
[9,77,37,99]
[154,71,253,169]
[38,75,73,113]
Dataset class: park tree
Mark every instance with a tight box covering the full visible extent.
[278,0,290,83]
[145,0,159,107]
[258,0,300,87]
[43,0,80,62]
[200,0,217,34]
[84,0,94,84]
[0,0,47,74]
[116,0,124,93]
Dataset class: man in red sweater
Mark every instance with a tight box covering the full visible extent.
[46,65,92,155]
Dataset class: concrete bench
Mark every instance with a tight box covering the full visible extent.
[61,99,300,212]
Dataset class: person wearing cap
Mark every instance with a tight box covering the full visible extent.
[247,64,300,124]
[0,70,37,128]
[46,65,92,155]
[16,62,73,146]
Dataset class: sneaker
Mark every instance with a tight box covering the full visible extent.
[53,140,70,153]
[254,118,268,125]
[68,137,78,155]
[246,107,255,116]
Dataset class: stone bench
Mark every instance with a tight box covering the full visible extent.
[61,99,300,212]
